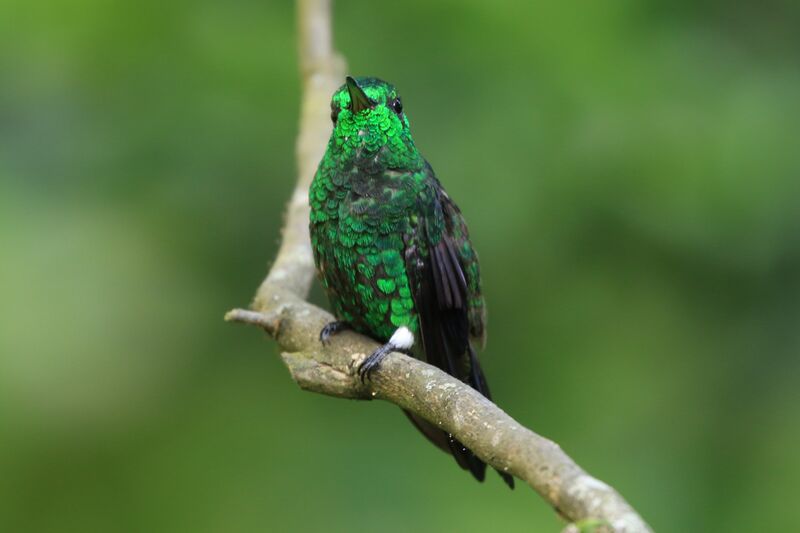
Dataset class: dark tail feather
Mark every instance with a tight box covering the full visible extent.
[403,410,486,482]
[401,347,514,489]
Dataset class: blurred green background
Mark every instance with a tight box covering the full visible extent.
[2,0,799,531]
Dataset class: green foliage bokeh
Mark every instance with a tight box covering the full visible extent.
[1,1,799,531]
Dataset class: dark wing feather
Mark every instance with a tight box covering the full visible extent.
[440,190,486,347]
[405,178,513,488]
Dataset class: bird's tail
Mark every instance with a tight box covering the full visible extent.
[402,346,514,489]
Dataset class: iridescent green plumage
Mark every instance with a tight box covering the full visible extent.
[309,77,510,488]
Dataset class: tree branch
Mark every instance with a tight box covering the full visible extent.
[226,1,652,531]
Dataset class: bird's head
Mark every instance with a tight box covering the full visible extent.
[328,76,415,162]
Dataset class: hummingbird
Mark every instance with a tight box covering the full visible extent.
[309,76,513,488]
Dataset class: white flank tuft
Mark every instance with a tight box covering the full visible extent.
[389,326,414,350]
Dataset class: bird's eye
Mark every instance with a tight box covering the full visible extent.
[331,105,340,124]
[390,97,403,115]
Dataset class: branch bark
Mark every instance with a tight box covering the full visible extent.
[226,1,652,531]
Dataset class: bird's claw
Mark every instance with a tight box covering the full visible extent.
[357,343,393,383]
[319,321,350,345]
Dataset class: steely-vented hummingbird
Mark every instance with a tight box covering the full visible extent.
[309,76,513,488]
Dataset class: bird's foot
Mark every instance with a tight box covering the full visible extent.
[357,326,414,382]
[358,343,393,383]
[319,320,351,345]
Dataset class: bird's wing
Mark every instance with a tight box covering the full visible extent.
[406,179,467,379]
[439,187,487,348]
[404,171,513,488]
[406,174,486,384]
[404,177,484,481]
